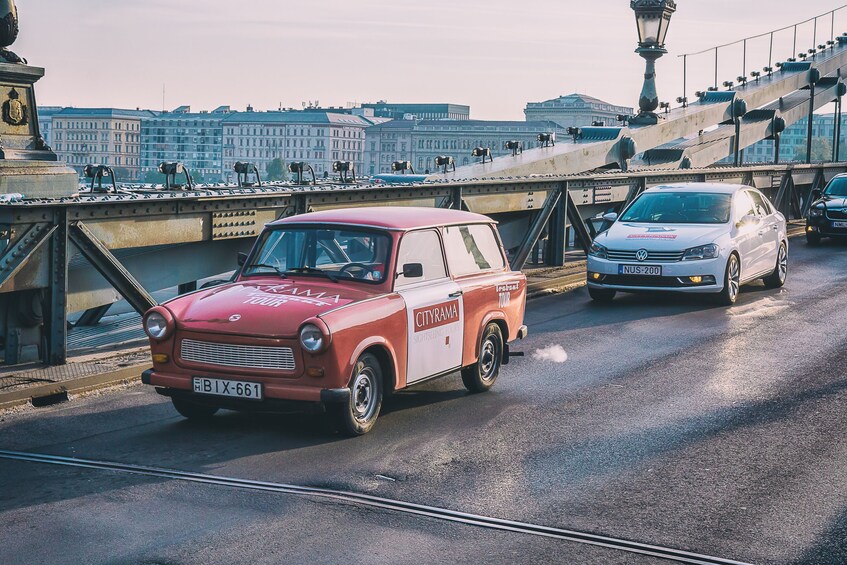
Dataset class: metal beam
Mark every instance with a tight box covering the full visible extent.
[566,195,594,254]
[509,185,564,271]
[46,210,68,365]
[0,223,56,290]
[68,221,156,316]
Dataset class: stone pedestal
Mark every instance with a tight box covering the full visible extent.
[0,62,76,198]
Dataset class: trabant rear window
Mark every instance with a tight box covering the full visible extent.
[621,192,732,224]
[442,224,505,276]
[244,227,391,283]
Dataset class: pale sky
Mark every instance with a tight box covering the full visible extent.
[16,1,847,119]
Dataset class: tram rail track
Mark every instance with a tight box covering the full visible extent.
[0,449,749,565]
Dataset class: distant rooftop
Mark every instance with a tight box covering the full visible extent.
[222,110,371,126]
[525,93,632,112]
[54,107,158,119]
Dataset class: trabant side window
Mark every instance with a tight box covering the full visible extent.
[442,224,505,276]
[395,230,447,288]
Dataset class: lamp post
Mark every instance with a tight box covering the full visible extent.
[630,0,676,125]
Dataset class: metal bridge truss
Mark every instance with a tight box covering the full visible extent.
[435,39,847,181]
[0,161,842,366]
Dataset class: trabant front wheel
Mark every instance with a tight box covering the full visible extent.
[172,397,219,420]
[333,353,383,436]
[462,323,504,393]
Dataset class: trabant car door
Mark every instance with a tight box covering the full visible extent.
[395,229,464,384]
[441,223,510,358]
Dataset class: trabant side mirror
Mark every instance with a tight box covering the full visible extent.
[237,252,248,267]
[736,214,759,228]
[401,263,423,278]
[811,189,823,201]
[602,212,618,223]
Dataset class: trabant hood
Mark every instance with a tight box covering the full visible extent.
[601,223,727,251]
[165,278,379,338]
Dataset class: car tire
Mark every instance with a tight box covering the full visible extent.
[588,287,616,303]
[806,231,822,246]
[716,253,741,306]
[461,323,503,393]
[172,397,219,420]
[332,352,383,436]
[763,242,788,289]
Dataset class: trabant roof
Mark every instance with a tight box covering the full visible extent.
[644,183,747,195]
[268,207,496,231]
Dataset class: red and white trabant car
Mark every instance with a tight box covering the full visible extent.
[142,207,528,435]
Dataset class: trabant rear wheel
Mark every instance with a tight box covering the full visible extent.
[333,353,383,436]
[588,287,616,303]
[461,323,503,393]
[716,253,741,306]
[171,397,219,420]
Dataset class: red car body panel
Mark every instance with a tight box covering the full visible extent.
[144,207,527,405]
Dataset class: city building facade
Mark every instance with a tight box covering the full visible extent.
[364,119,567,176]
[524,93,633,129]
[361,102,470,121]
[221,110,371,182]
[52,108,156,181]
[37,106,62,148]
[140,106,229,182]
[737,114,847,164]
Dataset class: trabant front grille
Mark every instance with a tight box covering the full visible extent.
[606,249,685,263]
[180,339,296,371]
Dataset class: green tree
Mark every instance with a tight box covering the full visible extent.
[793,137,833,162]
[266,157,289,182]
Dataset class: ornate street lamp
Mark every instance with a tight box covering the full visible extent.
[630,0,676,125]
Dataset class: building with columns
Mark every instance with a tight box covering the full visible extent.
[524,93,633,129]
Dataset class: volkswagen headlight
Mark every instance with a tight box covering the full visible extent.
[144,310,170,340]
[809,207,824,218]
[588,242,608,259]
[299,324,325,353]
[683,244,720,261]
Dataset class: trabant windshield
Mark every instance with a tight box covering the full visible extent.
[620,192,732,224]
[243,227,391,283]
[824,177,847,197]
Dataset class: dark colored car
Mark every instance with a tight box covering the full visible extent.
[806,174,847,245]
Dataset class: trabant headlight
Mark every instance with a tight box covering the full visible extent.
[809,207,824,218]
[682,244,720,261]
[588,242,608,259]
[299,324,325,353]
[144,310,171,340]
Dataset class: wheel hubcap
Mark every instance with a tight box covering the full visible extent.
[480,338,498,381]
[728,257,740,300]
[352,367,376,420]
[778,246,787,282]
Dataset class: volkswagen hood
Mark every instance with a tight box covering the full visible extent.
[599,222,729,251]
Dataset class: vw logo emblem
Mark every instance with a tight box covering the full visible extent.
[635,249,649,262]
[229,314,242,322]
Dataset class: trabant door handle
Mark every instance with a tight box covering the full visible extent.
[449,291,464,298]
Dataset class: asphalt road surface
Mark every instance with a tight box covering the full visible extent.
[1,238,846,564]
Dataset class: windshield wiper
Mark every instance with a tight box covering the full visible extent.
[244,263,287,277]
[285,267,339,283]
